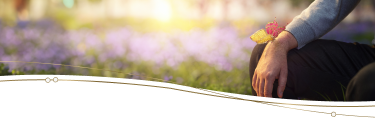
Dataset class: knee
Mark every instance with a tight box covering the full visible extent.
[250,44,267,66]
[348,73,375,97]
[346,62,375,101]
[350,63,375,89]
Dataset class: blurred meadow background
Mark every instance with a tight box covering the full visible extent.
[0,0,374,95]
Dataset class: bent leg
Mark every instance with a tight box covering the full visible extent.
[346,62,375,101]
[250,39,375,101]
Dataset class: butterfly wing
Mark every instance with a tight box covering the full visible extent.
[250,29,274,44]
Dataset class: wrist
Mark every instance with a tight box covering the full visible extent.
[273,31,298,52]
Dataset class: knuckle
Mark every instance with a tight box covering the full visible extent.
[265,72,273,79]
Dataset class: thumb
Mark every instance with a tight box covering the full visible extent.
[277,66,288,98]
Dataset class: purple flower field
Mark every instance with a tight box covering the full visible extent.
[0,20,257,71]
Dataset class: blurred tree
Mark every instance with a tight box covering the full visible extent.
[14,0,29,21]
[198,0,209,18]
[241,0,248,14]
[255,0,273,21]
[88,0,102,3]
[289,0,314,8]
[222,0,230,20]
[353,0,375,22]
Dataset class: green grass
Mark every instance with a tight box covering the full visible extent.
[3,60,352,101]
[2,59,252,96]
[313,81,347,101]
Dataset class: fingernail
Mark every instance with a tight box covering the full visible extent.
[279,92,283,97]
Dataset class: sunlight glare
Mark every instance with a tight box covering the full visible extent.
[152,0,172,22]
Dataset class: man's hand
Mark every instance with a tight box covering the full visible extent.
[252,31,297,98]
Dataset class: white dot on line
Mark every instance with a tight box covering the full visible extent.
[331,111,336,117]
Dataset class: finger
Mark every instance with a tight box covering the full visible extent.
[277,67,288,98]
[258,79,265,97]
[264,77,275,97]
[252,73,258,95]
[256,76,261,95]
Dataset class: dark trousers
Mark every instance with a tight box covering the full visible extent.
[249,39,375,101]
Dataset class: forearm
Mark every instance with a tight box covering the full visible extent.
[286,0,360,49]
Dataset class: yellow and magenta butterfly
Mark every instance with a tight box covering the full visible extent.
[250,19,286,44]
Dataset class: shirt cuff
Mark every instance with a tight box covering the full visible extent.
[285,18,316,49]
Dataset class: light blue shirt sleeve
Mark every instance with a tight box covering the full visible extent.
[285,0,361,49]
